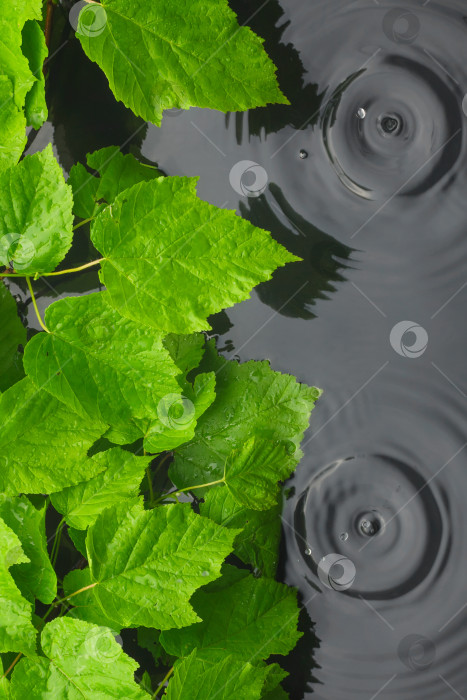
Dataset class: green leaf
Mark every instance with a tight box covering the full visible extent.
[144,371,216,453]
[171,343,321,488]
[24,291,182,445]
[166,650,271,700]
[91,177,298,333]
[0,377,107,495]
[163,332,206,375]
[10,618,150,699]
[0,517,36,656]
[75,0,287,125]
[67,162,100,220]
[63,500,238,629]
[160,565,302,663]
[0,658,10,698]
[63,569,122,633]
[0,146,74,274]
[68,147,162,219]
[0,496,56,604]
[0,77,26,173]
[67,527,87,557]
[21,21,48,129]
[50,447,151,530]
[0,282,26,392]
[223,437,293,511]
[200,488,281,577]
[137,628,174,667]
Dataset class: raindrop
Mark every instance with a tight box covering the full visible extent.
[357,107,366,119]
[299,149,308,159]
[340,532,349,542]
[304,547,312,555]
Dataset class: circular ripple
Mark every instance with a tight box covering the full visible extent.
[294,455,446,599]
[321,55,462,199]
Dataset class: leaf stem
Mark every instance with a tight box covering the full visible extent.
[50,517,66,568]
[152,477,225,506]
[72,216,96,231]
[53,582,98,607]
[1,653,22,679]
[26,276,49,332]
[42,259,104,276]
[153,667,174,698]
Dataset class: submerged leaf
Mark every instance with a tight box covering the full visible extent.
[75,0,287,125]
[63,500,238,629]
[10,618,150,699]
[0,146,73,274]
[91,177,298,333]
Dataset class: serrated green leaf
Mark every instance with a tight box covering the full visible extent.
[68,147,162,219]
[200,488,281,577]
[90,177,298,333]
[0,496,56,604]
[24,291,182,445]
[64,500,238,630]
[75,0,287,126]
[0,282,26,392]
[0,517,36,656]
[166,650,270,700]
[50,447,151,530]
[0,146,73,274]
[0,377,107,495]
[223,437,293,510]
[160,565,302,663]
[171,343,321,488]
[10,618,150,699]
[21,21,48,129]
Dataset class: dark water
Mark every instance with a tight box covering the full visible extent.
[19,0,467,697]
